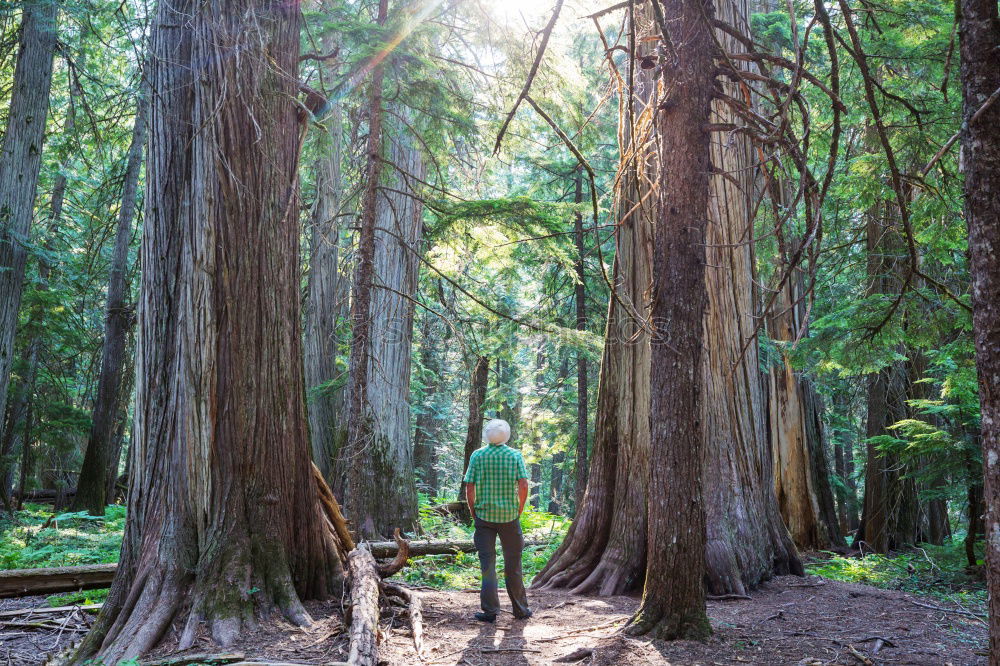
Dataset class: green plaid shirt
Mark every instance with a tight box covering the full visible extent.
[463,443,528,523]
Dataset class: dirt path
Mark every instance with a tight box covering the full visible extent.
[3,575,986,664]
[382,576,986,665]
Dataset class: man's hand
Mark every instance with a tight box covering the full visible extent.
[517,478,529,516]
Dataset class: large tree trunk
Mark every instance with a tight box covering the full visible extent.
[855,360,918,552]
[957,0,1000,658]
[767,257,843,549]
[0,377,27,508]
[304,9,348,483]
[0,1,57,434]
[534,0,799,598]
[573,169,589,513]
[71,3,344,662]
[73,95,146,516]
[345,129,424,534]
[334,0,420,539]
[626,0,713,639]
[304,101,346,484]
[700,0,801,593]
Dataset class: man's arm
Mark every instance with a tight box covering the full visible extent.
[465,482,476,519]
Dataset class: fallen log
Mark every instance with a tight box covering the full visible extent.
[311,462,356,553]
[347,547,380,666]
[0,564,117,598]
[0,539,549,598]
[11,488,76,502]
[0,603,102,618]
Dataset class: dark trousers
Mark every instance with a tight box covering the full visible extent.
[473,516,530,618]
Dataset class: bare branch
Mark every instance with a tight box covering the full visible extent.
[493,0,565,155]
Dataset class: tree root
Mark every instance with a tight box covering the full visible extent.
[375,528,410,578]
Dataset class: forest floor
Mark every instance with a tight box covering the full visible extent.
[3,573,986,665]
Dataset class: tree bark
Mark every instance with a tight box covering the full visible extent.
[332,124,424,538]
[459,356,489,501]
[626,0,714,639]
[335,0,388,536]
[573,168,589,513]
[855,361,918,552]
[346,547,380,666]
[71,3,344,662]
[958,1,1000,658]
[73,95,146,516]
[8,42,77,510]
[305,101,346,484]
[802,382,844,547]
[767,240,843,550]
[334,1,421,539]
[534,0,800,598]
[0,0,57,426]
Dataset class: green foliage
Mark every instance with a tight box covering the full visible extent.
[0,503,125,569]
[806,538,985,609]
[46,587,109,607]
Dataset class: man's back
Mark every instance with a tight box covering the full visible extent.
[465,444,528,523]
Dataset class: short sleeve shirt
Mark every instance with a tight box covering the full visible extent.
[463,443,529,523]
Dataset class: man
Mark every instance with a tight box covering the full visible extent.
[463,418,532,622]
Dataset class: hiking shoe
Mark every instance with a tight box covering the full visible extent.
[513,610,534,621]
[474,612,496,623]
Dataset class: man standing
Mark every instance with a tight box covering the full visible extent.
[464,418,533,622]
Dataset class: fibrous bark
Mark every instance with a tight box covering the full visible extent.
[0,0,57,425]
[957,0,1000,658]
[72,3,344,662]
[73,94,146,516]
[768,254,843,549]
[305,101,347,484]
[333,126,424,538]
[334,0,421,536]
[347,547,379,666]
[626,0,713,639]
[534,0,800,598]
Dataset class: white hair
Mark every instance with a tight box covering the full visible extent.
[483,419,511,444]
